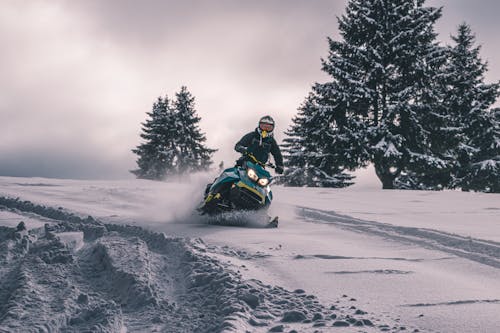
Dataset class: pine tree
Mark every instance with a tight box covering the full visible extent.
[445,24,500,192]
[172,86,216,174]
[280,93,355,187]
[131,95,176,180]
[285,0,451,189]
[131,87,217,180]
[462,108,500,192]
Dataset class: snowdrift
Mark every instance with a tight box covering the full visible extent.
[0,196,403,332]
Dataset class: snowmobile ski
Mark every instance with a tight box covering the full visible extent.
[267,216,279,228]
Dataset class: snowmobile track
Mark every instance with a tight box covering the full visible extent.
[300,207,500,269]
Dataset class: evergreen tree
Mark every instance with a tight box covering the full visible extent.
[285,0,451,189]
[445,24,500,192]
[280,93,355,187]
[131,87,216,180]
[172,86,216,174]
[461,108,500,192]
[131,95,176,180]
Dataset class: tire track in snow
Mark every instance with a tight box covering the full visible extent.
[402,299,500,307]
[326,270,414,275]
[299,207,500,269]
[0,196,419,332]
[294,254,427,262]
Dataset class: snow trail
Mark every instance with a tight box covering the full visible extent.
[0,196,413,332]
[300,207,500,268]
[2,177,500,332]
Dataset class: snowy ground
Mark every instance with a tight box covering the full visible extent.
[0,175,499,332]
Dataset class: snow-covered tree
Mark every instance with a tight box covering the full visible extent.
[280,93,355,187]
[444,24,500,192]
[460,108,500,193]
[286,0,450,189]
[131,87,216,180]
[172,86,216,174]
[131,95,176,180]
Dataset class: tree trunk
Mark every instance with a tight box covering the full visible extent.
[374,161,396,189]
[380,174,395,189]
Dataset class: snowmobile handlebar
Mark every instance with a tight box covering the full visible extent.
[244,152,276,170]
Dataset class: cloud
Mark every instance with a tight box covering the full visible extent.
[0,147,131,180]
[1,0,345,178]
[0,0,499,179]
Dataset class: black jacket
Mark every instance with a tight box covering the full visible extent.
[234,129,283,167]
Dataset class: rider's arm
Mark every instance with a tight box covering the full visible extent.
[234,132,254,154]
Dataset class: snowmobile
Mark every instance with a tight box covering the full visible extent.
[198,153,278,228]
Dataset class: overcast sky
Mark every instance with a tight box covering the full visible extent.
[1,0,499,179]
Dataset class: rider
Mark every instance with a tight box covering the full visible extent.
[200,115,284,213]
[235,116,284,174]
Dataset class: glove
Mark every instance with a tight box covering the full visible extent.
[275,165,284,174]
[235,145,247,154]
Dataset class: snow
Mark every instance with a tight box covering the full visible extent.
[1,175,499,332]
[475,159,498,170]
[373,138,402,158]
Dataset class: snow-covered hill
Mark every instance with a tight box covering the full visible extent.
[0,176,499,332]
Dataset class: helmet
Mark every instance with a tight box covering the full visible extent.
[258,116,275,138]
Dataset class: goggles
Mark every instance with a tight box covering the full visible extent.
[259,122,274,132]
